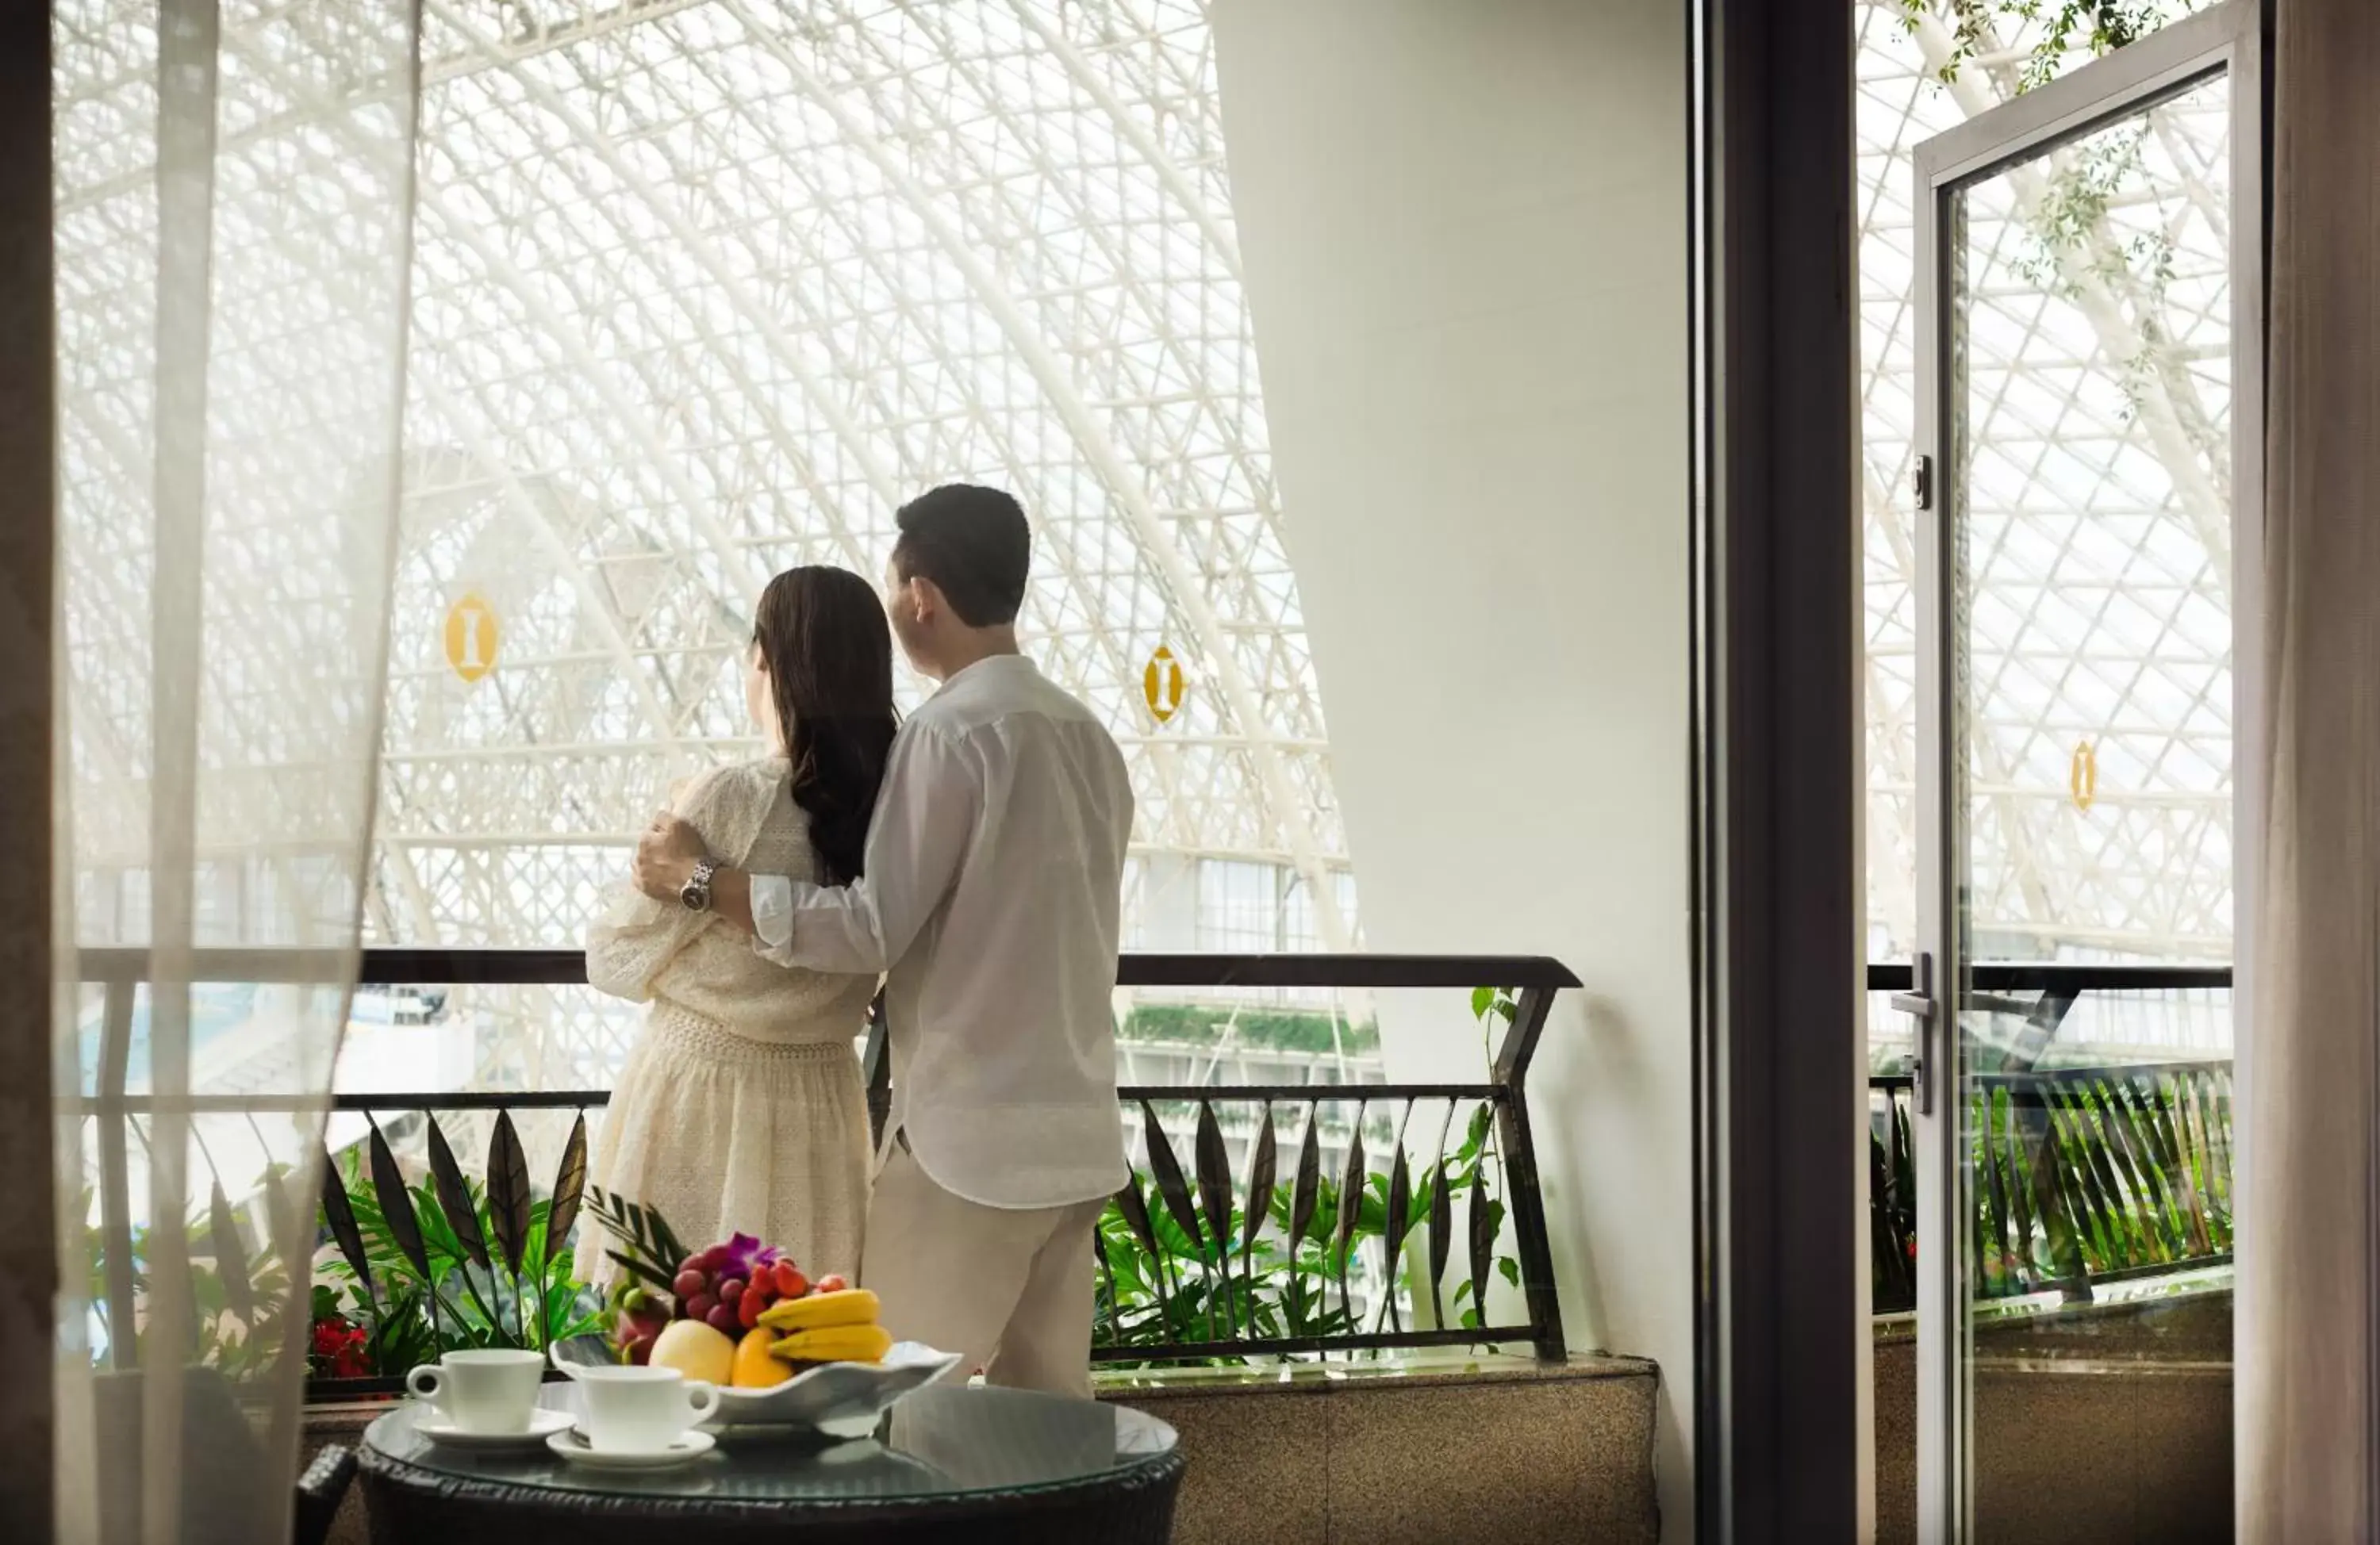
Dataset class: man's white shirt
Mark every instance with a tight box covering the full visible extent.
[748,654,1134,1209]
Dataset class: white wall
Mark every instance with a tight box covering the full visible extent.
[1210,0,1694,1528]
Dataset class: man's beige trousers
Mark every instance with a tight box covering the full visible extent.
[859,1137,1107,1397]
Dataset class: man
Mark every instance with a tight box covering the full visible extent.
[631,484,1134,1397]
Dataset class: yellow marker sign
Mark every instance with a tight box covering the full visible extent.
[443,592,500,684]
[1143,646,1184,723]
[2071,739,2098,813]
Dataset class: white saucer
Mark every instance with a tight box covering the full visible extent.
[546,1427,716,1470]
[417,1408,575,1451]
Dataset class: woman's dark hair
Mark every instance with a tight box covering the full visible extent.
[753,566,898,886]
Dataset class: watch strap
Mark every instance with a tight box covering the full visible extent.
[681,857,719,911]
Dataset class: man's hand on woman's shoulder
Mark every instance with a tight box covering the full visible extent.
[633,811,707,902]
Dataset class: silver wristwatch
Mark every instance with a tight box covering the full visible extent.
[679,857,719,914]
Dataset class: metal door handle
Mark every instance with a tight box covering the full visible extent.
[1894,953,1937,1116]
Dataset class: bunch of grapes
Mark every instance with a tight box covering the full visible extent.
[618,1243,848,1365]
[607,1282,669,1360]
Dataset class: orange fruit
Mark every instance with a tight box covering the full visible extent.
[731,1325,796,1389]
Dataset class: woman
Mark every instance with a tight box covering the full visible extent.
[585,566,896,1283]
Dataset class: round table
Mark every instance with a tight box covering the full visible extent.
[356,1384,1184,1544]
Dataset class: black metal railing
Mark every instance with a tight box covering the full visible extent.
[1864,961,2234,1313]
[71,947,1580,1397]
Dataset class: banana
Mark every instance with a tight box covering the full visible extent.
[769,1323,893,1365]
[756,1288,880,1332]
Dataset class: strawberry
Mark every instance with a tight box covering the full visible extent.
[773,1260,808,1299]
[739,1287,765,1328]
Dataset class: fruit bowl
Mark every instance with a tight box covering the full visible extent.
[575,1210,956,1439]
[704,1341,963,1440]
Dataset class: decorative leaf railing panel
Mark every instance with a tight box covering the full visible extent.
[302,1105,608,1388]
[69,952,1585,1393]
[1090,1086,1534,1367]
[1870,1057,2236,1310]
[83,951,2244,1394]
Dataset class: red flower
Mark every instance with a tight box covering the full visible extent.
[312,1315,370,1378]
[330,1332,371,1379]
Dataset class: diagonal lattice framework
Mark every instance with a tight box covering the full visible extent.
[372,0,1353,974]
[56,0,1366,1091]
[1860,1,2232,968]
[59,2,2233,1097]
[55,0,419,947]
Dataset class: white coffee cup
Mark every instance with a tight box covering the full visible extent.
[405,1348,547,1435]
[571,1365,721,1454]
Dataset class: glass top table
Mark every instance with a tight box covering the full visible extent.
[355,1383,1183,1544]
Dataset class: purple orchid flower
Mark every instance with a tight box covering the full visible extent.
[718,1232,781,1282]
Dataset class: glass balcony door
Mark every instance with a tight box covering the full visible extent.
[1907,6,2262,1539]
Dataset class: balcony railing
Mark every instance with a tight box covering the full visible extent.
[71,947,1580,1398]
[1864,961,2234,1313]
[76,949,2231,1400]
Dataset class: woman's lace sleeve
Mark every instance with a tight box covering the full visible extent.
[584,766,758,1002]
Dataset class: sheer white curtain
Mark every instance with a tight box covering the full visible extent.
[51,1,420,1540]
[2238,0,2380,1537]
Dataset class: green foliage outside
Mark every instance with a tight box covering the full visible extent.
[1902,0,2202,90]
[69,1179,301,1382]
[1871,1064,2232,1313]
[1119,1003,1380,1058]
[1095,990,1524,1366]
[313,1143,605,1378]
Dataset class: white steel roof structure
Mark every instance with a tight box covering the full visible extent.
[1858,0,2232,967]
[57,0,1361,1090]
[54,2,2232,1097]
[355,0,1353,960]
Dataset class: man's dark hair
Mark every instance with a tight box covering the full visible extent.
[891,484,1032,627]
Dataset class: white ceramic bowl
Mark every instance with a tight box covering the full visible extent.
[704,1342,963,1440]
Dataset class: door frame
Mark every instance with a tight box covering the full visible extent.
[1690,0,1864,1536]
[1908,4,2264,1538]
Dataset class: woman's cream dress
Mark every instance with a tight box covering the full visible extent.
[585,758,877,1282]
